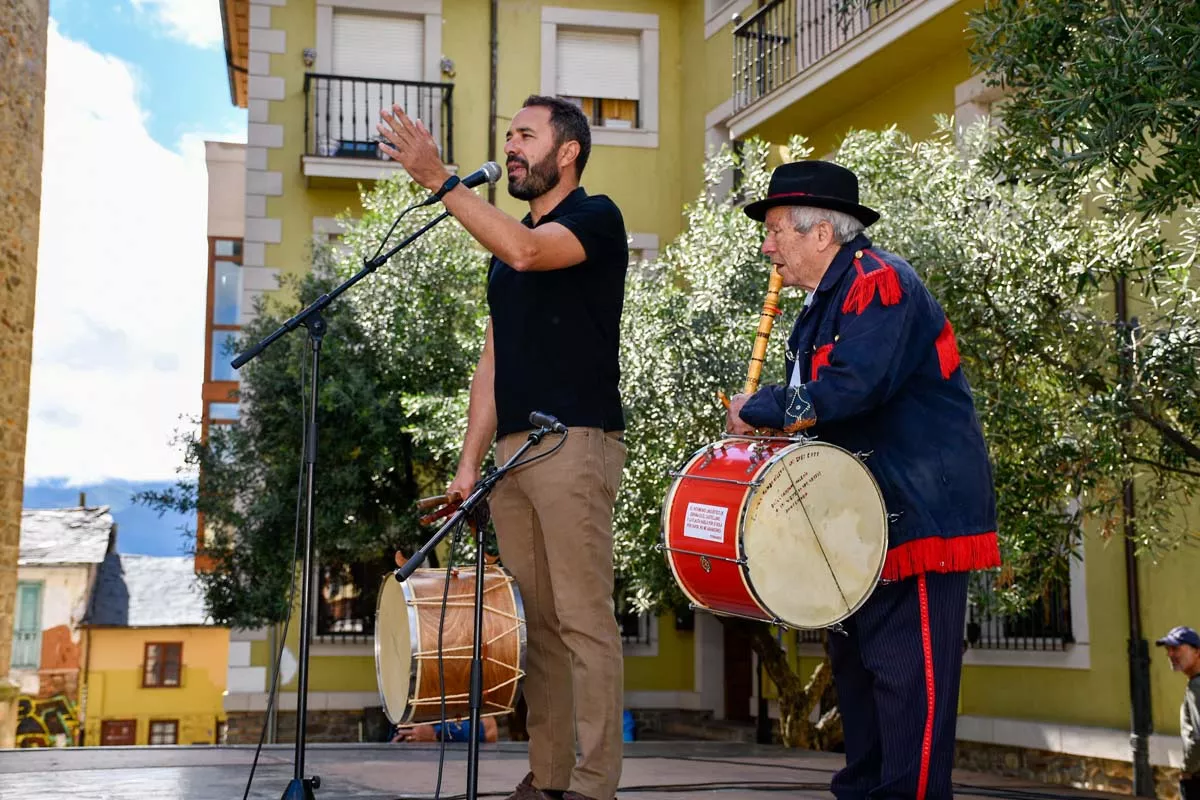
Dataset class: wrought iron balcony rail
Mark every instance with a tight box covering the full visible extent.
[733,0,911,112]
[303,73,454,165]
[966,572,1074,652]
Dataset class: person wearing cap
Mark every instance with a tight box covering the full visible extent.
[1156,626,1200,798]
[728,161,1001,800]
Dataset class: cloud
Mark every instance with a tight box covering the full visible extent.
[130,0,223,49]
[25,21,244,484]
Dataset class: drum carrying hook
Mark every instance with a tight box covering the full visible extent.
[854,449,874,461]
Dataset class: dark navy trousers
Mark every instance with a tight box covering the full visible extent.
[828,571,968,800]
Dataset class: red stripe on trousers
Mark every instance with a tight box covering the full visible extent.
[917,573,935,800]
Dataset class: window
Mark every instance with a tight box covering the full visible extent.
[316,554,395,643]
[541,8,659,148]
[208,402,239,422]
[143,643,183,687]
[100,719,136,746]
[148,720,179,745]
[11,582,42,669]
[965,572,1074,652]
[557,30,641,129]
[214,239,242,258]
[210,331,239,382]
[213,260,242,325]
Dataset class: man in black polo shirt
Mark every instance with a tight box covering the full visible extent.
[378,96,628,800]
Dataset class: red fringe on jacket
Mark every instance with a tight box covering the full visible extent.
[881,531,1001,581]
[935,319,960,379]
[842,251,903,315]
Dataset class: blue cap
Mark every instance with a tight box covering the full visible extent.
[1155,626,1200,648]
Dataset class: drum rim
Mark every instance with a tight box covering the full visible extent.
[374,572,422,725]
[740,439,889,629]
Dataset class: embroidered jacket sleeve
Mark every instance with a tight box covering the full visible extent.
[741,252,927,431]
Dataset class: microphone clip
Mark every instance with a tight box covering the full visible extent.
[421,174,461,207]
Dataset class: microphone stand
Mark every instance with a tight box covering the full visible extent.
[231,208,453,800]
[394,424,562,800]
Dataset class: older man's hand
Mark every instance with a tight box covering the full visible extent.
[726,393,756,436]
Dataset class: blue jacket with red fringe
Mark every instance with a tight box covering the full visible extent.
[739,234,1001,581]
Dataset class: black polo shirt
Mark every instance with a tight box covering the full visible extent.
[487,187,628,438]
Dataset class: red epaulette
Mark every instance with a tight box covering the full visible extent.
[935,319,960,379]
[811,343,833,380]
[842,249,903,315]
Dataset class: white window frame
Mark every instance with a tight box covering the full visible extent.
[628,232,659,266]
[540,7,659,149]
[705,0,755,40]
[621,611,659,658]
[962,538,1090,670]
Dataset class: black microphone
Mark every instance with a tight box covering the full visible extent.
[529,411,566,434]
[421,161,501,206]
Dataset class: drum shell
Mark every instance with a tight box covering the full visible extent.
[374,566,526,725]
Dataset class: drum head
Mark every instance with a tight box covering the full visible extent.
[375,575,416,724]
[743,442,887,628]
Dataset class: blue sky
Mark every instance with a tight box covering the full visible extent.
[23,1,247,554]
[50,0,244,158]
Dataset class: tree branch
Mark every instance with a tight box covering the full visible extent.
[1129,400,1200,463]
[1130,457,1200,479]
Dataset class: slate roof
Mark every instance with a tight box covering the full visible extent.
[85,553,213,628]
[18,507,116,565]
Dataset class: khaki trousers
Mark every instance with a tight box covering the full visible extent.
[491,427,627,800]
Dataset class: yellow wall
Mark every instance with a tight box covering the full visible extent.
[624,614,694,692]
[83,627,228,745]
[261,0,690,314]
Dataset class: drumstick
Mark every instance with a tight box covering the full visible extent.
[416,494,449,511]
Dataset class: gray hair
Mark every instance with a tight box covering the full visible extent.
[789,207,865,244]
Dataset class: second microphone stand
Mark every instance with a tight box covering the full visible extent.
[395,423,563,800]
[232,208,453,800]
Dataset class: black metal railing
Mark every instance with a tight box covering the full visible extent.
[966,572,1074,651]
[303,73,454,165]
[619,610,653,646]
[733,0,911,112]
[315,562,377,645]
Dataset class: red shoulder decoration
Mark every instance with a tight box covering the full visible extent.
[811,343,833,381]
[935,319,960,379]
[842,249,902,316]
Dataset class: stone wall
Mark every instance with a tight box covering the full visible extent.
[0,0,50,749]
[955,741,1183,800]
[225,708,393,745]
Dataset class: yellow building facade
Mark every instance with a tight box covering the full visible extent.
[81,555,228,746]
[210,0,1196,792]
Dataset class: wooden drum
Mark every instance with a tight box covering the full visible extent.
[375,565,526,725]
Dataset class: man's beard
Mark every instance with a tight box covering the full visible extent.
[507,153,561,200]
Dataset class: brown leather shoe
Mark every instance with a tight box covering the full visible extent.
[505,772,553,800]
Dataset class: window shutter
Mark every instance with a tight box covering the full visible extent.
[556,29,641,100]
[332,12,424,81]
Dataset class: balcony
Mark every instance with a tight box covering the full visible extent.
[728,0,969,141]
[302,73,454,187]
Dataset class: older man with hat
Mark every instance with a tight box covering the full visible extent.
[1157,626,1200,798]
[728,160,1001,800]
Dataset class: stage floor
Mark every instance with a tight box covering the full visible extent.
[0,741,1126,800]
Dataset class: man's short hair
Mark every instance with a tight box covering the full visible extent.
[522,95,592,178]
[789,206,866,244]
